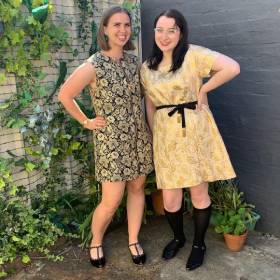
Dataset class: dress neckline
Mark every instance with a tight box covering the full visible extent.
[99,51,126,64]
[157,63,171,73]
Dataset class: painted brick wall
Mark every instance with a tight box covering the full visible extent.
[141,0,280,234]
[0,0,140,191]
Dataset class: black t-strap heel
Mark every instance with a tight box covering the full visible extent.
[89,245,106,268]
[128,242,146,265]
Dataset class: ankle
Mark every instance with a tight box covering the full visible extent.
[91,239,103,247]
[193,240,205,248]
[128,239,139,245]
[128,242,144,256]
[174,235,186,243]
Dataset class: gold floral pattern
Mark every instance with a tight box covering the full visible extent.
[87,52,153,182]
[140,45,236,189]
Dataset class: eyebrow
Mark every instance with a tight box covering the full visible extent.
[155,25,178,29]
[112,20,131,24]
[156,27,177,29]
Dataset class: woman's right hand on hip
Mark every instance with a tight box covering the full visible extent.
[84,116,106,130]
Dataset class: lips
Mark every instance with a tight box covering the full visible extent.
[160,42,170,47]
[117,35,127,41]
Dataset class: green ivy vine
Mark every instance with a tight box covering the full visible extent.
[0,0,96,276]
[0,0,143,277]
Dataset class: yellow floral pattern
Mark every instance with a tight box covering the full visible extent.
[140,45,236,189]
[87,52,153,182]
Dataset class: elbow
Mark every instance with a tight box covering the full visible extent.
[232,61,240,76]
[57,90,64,104]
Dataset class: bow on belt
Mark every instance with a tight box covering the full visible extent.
[156,101,197,128]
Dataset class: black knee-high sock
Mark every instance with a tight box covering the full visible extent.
[192,204,212,246]
[186,204,212,270]
[164,205,185,242]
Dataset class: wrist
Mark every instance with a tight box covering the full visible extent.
[199,85,208,95]
[81,118,90,127]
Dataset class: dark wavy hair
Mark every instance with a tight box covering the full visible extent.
[147,9,189,73]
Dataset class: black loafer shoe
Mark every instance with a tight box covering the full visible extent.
[186,244,206,271]
[162,238,186,260]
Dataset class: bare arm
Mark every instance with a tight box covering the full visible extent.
[202,54,240,93]
[197,54,240,108]
[58,62,106,130]
[145,95,156,133]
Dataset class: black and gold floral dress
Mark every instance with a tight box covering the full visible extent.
[87,52,153,182]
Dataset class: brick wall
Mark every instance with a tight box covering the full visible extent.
[0,0,140,191]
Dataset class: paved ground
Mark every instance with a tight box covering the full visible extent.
[8,215,280,280]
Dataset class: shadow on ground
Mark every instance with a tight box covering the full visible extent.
[8,216,280,280]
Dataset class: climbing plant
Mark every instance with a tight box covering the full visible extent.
[0,0,96,275]
[0,0,142,276]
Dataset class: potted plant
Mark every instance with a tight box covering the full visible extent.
[210,180,260,252]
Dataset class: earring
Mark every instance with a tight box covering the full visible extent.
[104,34,108,42]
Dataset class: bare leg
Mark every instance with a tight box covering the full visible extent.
[162,188,183,212]
[90,181,126,259]
[126,175,146,255]
[189,182,210,209]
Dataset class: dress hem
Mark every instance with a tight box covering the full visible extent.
[157,174,236,190]
[97,168,154,183]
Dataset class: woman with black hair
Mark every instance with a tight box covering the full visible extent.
[140,9,240,270]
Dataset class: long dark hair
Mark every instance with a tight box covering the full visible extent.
[147,9,189,73]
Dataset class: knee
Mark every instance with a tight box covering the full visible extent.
[100,199,121,215]
[163,197,182,212]
[127,182,145,195]
[191,193,210,209]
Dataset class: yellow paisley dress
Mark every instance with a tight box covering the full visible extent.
[140,44,236,189]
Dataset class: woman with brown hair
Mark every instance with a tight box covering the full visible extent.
[58,6,153,268]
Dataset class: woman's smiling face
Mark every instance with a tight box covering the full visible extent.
[104,12,132,49]
[154,16,181,54]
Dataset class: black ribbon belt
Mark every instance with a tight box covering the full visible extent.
[156,101,197,128]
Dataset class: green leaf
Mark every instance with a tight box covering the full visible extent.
[62,134,72,140]
[6,118,16,128]
[27,16,38,26]
[70,142,81,151]
[37,71,48,80]
[0,178,5,189]
[8,31,21,45]
[40,52,51,61]
[73,48,79,57]
[12,235,20,242]
[10,0,22,8]
[25,162,36,172]
[18,66,27,76]
[0,271,7,278]
[9,184,18,196]
[12,119,26,129]
[51,148,59,155]
[38,86,47,97]
[0,73,7,85]
[22,255,31,264]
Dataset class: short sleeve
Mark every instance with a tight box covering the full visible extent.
[140,63,149,97]
[192,45,220,78]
